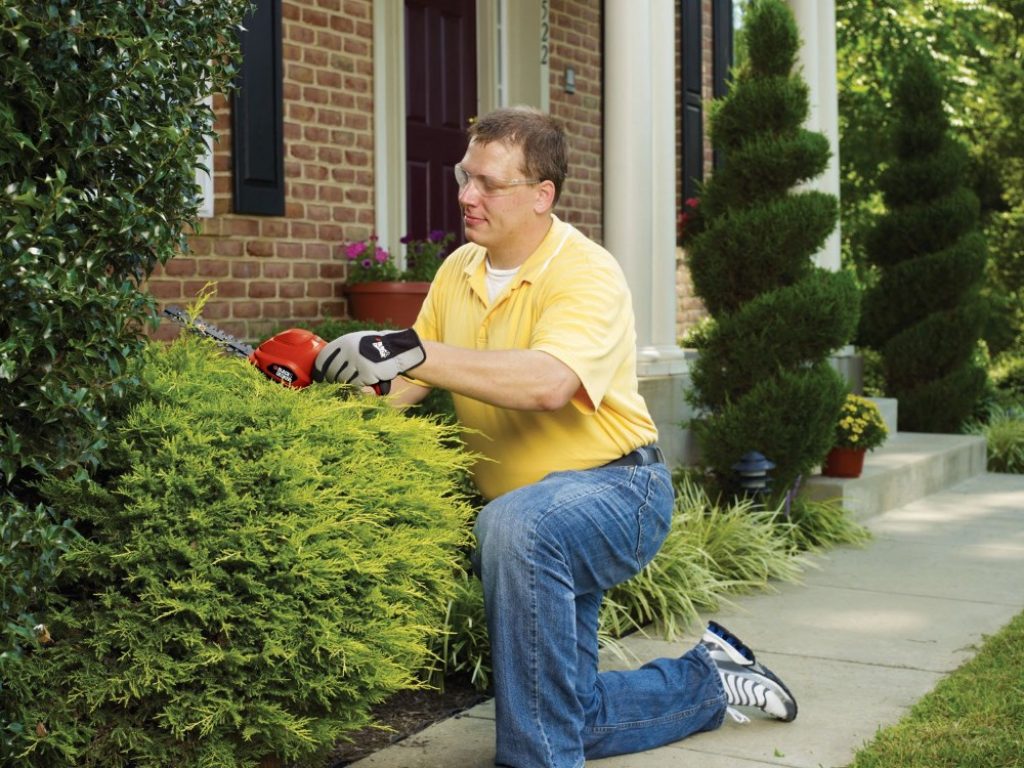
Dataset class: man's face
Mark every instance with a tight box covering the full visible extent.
[457,139,540,253]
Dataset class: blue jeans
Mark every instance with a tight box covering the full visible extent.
[472,461,727,768]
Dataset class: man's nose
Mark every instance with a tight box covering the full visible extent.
[457,180,480,204]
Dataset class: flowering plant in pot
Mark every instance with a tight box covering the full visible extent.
[343,231,456,325]
[344,235,401,284]
[835,394,888,451]
[823,394,889,478]
[401,229,456,282]
[344,231,456,284]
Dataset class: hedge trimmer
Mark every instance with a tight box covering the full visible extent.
[162,306,327,389]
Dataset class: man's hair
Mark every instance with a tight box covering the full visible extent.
[468,106,568,204]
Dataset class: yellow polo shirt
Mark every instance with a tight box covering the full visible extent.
[412,215,658,500]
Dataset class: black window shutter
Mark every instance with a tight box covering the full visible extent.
[712,0,733,170]
[233,0,285,216]
[681,0,703,202]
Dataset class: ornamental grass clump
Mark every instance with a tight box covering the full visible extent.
[834,394,889,451]
[6,336,476,767]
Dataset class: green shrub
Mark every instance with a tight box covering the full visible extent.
[967,405,1024,473]
[0,1,247,748]
[5,336,476,767]
[858,52,988,432]
[685,0,857,494]
[989,353,1024,405]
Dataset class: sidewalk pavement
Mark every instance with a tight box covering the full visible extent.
[352,471,1024,768]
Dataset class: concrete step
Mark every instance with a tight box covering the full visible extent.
[801,431,987,520]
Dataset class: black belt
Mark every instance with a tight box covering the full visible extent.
[603,444,665,468]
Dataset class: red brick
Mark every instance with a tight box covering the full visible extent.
[305,242,331,260]
[164,258,196,277]
[276,242,305,260]
[148,280,183,299]
[264,262,291,279]
[233,261,261,278]
[233,302,262,319]
[263,301,291,318]
[247,240,276,257]
[280,282,306,299]
[249,282,277,299]
[225,218,260,237]
[198,260,230,277]
[320,263,346,279]
[260,220,290,238]
[307,282,333,298]
[294,262,319,279]
[293,300,320,317]
[291,222,317,239]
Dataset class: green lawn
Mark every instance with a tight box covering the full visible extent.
[847,609,1024,768]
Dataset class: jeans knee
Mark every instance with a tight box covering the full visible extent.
[474,499,534,567]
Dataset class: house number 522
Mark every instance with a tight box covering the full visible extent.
[540,0,550,66]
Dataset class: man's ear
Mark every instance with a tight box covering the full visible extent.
[532,180,557,214]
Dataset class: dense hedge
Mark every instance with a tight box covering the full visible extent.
[1,1,247,755]
[685,0,858,493]
[5,337,476,766]
[858,52,987,432]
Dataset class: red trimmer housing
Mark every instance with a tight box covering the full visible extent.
[250,328,327,388]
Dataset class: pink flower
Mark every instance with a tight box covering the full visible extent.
[345,242,366,260]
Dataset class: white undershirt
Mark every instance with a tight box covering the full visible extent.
[485,259,520,303]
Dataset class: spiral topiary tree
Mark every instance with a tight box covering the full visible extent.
[685,0,859,494]
[858,51,987,433]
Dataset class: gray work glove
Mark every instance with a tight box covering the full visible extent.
[312,328,425,395]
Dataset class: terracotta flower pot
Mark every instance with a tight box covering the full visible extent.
[822,446,867,478]
[345,281,430,327]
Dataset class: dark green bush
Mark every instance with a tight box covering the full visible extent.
[1,1,248,752]
[5,336,476,766]
[858,52,988,432]
[686,0,857,493]
[699,130,831,210]
[691,269,860,405]
[688,191,838,316]
[709,76,810,150]
[859,232,988,347]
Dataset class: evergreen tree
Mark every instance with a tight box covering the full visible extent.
[858,52,987,433]
[685,0,859,494]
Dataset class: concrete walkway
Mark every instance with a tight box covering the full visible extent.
[352,470,1024,768]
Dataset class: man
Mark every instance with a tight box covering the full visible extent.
[314,107,796,768]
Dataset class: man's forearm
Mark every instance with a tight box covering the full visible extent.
[412,341,581,411]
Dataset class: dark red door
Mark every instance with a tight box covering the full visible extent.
[405,0,476,243]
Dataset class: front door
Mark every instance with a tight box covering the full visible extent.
[404,0,477,243]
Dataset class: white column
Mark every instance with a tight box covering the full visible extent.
[604,0,686,376]
[787,0,841,272]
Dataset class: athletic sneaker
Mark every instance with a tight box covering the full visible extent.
[701,620,798,723]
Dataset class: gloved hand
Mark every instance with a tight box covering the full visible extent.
[312,328,426,395]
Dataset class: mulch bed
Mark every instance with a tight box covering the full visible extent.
[325,677,491,767]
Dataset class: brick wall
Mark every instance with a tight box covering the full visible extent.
[548,0,603,244]
[149,0,376,342]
